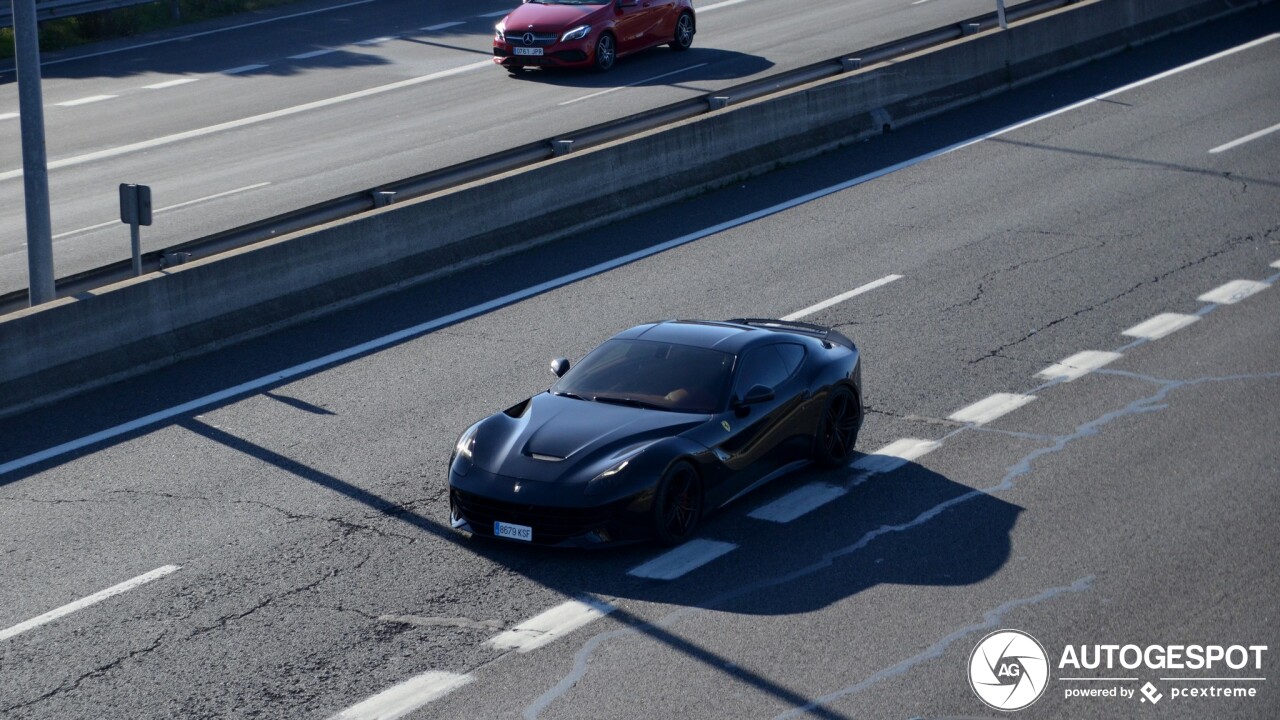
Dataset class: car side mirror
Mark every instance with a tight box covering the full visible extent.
[732,383,774,411]
[742,384,775,404]
[550,357,571,377]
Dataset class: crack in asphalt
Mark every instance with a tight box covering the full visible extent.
[943,238,1111,313]
[2,630,169,714]
[969,234,1269,365]
[522,369,1280,719]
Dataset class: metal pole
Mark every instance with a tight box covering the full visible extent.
[130,222,141,276]
[12,0,56,306]
[996,0,1008,30]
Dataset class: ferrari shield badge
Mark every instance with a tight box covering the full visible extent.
[721,420,731,432]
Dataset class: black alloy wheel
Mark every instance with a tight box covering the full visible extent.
[652,461,703,545]
[670,13,694,51]
[814,385,861,468]
[593,33,616,72]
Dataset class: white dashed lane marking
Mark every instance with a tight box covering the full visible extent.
[1122,313,1200,340]
[1035,350,1123,382]
[222,64,268,75]
[422,21,465,31]
[485,598,615,653]
[850,438,941,475]
[56,95,116,107]
[477,9,509,17]
[0,112,17,121]
[288,49,337,60]
[782,274,903,321]
[948,393,1036,426]
[1197,279,1270,305]
[628,539,738,580]
[748,482,847,523]
[0,565,181,641]
[326,671,473,720]
[143,78,198,89]
[1209,121,1280,153]
[355,36,396,46]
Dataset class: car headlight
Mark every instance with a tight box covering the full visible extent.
[561,25,591,42]
[450,424,479,476]
[495,23,506,42]
[585,444,652,496]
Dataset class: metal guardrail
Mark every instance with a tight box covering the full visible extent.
[0,0,161,27]
[0,0,1074,315]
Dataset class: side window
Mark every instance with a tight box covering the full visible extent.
[733,345,790,397]
[774,343,806,379]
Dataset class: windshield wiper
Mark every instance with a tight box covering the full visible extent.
[592,395,666,410]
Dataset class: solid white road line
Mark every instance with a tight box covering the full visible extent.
[222,64,268,75]
[477,9,510,17]
[948,393,1036,426]
[1122,312,1200,340]
[748,482,847,523]
[47,182,272,241]
[327,671,473,720]
[288,49,337,60]
[37,0,376,69]
[1209,121,1280,154]
[1197,279,1269,305]
[560,63,709,106]
[1272,259,1280,269]
[484,598,615,653]
[850,438,940,475]
[782,275,903,321]
[422,21,465,31]
[628,539,738,580]
[1035,350,1123,382]
[143,78,199,89]
[0,60,492,182]
[56,95,116,107]
[355,36,396,46]
[0,565,180,641]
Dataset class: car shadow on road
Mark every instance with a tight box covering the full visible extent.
[457,457,1019,616]
[504,46,774,88]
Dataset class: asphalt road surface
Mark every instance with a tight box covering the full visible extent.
[1,5,1278,719]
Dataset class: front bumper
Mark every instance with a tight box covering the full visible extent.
[493,37,594,69]
[449,468,655,547]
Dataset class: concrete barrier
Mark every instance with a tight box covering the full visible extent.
[0,0,1264,416]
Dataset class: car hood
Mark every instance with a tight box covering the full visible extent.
[477,392,707,482]
[502,2,604,32]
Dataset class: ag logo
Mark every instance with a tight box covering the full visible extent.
[968,629,1050,711]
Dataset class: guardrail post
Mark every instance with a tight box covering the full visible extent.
[839,57,862,72]
[708,96,730,110]
[12,0,56,306]
[552,139,574,156]
[996,0,1008,30]
[372,190,396,208]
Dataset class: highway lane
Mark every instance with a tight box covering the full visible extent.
[1,7,1277,718]
[0,0,1038,296]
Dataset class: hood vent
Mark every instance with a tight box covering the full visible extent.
[529,453,564,462]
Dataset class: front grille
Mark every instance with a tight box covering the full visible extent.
[452,489,618,543]
[511,31,558,47]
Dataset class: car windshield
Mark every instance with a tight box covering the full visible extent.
[524,1,605,5]
[553,339,734,414]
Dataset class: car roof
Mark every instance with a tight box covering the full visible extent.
[615,320,798,353]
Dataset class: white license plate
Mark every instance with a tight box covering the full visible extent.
[512,47,543,56]
[495,521,533,542]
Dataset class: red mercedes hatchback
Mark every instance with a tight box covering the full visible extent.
[494,0,696,73]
